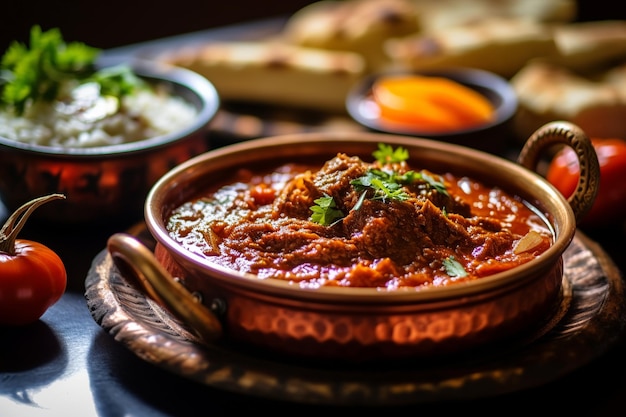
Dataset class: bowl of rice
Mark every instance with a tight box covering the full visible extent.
[0,27,220,224]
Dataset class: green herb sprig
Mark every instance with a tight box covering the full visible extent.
[310,143,450,225]
[443,256,468,278]
[0,25,143,115]
[351,169,411,203]
[86,64,145,98]
[310,194,344,226]
[355,143,449,199]
[372,143,409,164]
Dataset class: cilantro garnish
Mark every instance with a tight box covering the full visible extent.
[310,144,449,225]
[310,194,344,226]
[419,171,449,197]
[0,25,143,115]
[86,64,145,98]
[352,143,449,201]
[443,256,467,277]
[372,143,409,164]
[351,169,410,202]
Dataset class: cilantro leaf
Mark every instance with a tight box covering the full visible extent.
[0,25,142,115]
[87,64,146,97]
[310,194,344,226]
[443,256,467,278]
[373,143,409,164]
[352,190,368,212]
[351,170,410,202]
[418,171,449,196]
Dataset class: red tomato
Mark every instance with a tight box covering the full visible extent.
[0,240,67,325]
[546,138,626,228]
[0,194,67,326]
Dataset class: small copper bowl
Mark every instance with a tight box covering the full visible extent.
[0,61,220,224]
[108,121,599,361]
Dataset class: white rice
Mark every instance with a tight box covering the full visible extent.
[0,81,198,148]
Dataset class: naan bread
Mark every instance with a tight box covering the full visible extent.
[511,61,626,140]
[544,20,626,72]
[157,41,366,113]
[282,0,421,71]
[385,17,558,78]
[408,0,577,31]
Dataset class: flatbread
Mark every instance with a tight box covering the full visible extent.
[282,0,421,71]
[511,61,626,140]
[544,20,626,72]
[409,0,577,31]
[157,41,366,113]
[385,17,558,78]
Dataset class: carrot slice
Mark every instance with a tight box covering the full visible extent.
[371,75,496,132]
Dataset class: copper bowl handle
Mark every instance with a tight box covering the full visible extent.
[517,121,600,225]
[107,233,223,344]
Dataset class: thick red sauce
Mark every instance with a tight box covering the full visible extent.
[166,151,553,290]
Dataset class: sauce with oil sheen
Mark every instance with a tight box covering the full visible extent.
[166,151,552,290]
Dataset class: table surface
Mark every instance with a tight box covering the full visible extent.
[3,17,626,417]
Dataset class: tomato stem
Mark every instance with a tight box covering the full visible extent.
[0,194,66,255]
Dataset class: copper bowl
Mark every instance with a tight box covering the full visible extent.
[0,60,220,224]
[108,121,599,361]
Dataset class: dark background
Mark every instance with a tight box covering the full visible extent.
[2,0,316,52]
[2,0,626,53]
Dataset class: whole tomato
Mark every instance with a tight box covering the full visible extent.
[0,194,67,326]
[546,137,626,228]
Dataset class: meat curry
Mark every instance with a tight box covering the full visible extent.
[166,144,553,290]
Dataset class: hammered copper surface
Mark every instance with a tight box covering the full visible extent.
[0,136,208,223]
[166,250,563,359]
[227,264,562,359]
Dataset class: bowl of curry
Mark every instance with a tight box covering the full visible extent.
[107,121,599,362]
